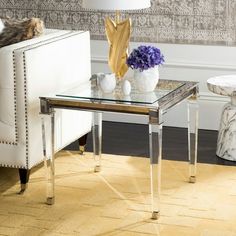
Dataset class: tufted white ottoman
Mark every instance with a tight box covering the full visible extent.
[207,75,236,161]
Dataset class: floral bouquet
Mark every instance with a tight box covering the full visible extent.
[127,45,164,72]
[126,45,164,92]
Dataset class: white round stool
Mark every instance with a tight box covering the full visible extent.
[207,75,236,161]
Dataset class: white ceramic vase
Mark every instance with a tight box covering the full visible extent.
[97,73,116,93]
[122,80,131,95]
[134,66,159,93]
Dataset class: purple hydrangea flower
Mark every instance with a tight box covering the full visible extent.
[127,45,164,72]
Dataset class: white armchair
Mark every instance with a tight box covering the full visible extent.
[0,29,92,192]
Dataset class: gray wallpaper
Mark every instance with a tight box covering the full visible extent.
[0,0,236,45]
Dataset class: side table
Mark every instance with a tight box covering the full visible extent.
[207,75,236,161]
[40,79,199,219]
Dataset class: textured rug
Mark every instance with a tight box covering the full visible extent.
[0,151,236,236]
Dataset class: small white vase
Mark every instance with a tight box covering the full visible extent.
[134,66,159,93]
[122,80,131,95]
[97,73,116,93]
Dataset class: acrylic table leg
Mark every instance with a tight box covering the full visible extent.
[42,112,55,205]
[41,116,47,196]
[187,98,199,183]
[149,123,162,220]
[93,112,102,172]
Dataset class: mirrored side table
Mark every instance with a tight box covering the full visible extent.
[40,79,199,219]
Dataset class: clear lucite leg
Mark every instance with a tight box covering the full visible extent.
[187,98,199,183]
[149,122,162,220]
[42,112,55,205]
[92,112,102,172]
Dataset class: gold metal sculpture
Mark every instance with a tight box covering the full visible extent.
[105,12,131,79]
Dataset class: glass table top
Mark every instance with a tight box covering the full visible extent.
[56,79,186,105]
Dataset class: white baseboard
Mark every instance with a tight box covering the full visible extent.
[92,55,236,71]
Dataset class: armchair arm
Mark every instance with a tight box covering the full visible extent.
[0,30,92,169]
[0,29,74,143]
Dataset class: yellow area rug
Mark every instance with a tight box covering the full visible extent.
[0,151,236,236]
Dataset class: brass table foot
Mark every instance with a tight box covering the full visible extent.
[151,211,160,220]
[94,165,101,172]
[189,176,196,183]
[46,197,55,205]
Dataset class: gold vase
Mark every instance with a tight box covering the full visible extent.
[105,12,131,79]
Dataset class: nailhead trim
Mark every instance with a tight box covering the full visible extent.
[0,141,17,145]
[12,51,19,144]
[0,49,18,145]
[0,51,18,146]
[0,163,26,169]
[22,52,29,168]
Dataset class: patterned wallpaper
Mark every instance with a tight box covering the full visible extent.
[0,0,236,45]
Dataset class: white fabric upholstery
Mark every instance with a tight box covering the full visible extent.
[0,29,92,168]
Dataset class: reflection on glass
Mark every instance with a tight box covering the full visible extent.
[56,78,185,105]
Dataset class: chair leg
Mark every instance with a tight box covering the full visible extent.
[18,169,30,194]
[78,134,88,155]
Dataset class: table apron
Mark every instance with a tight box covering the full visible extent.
[40,86,197,118]
[160,87,198,113]
[40,98,155,115]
